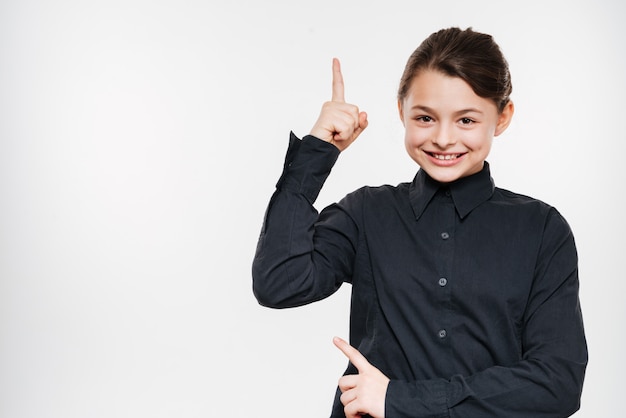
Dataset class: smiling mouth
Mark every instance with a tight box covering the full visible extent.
[427,152,465,161]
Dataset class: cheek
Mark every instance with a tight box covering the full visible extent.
[464,128,493,149]
[404,127,426,147]
[403,129,419,156]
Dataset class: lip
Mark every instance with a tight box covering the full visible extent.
[424,151,467,166]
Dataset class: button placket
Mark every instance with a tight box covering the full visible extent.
[434,190,454,346]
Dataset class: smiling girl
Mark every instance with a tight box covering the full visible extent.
[252,27,587,417]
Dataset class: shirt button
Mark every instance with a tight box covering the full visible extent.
[445,190,451,197]
[441,232,450,240]
[438,329,447,339]
[438,278,447,287]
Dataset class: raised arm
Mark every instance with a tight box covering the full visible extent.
[252,59,367,308]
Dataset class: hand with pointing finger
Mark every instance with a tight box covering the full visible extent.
[333,336,389,418]
[310,58,368,151]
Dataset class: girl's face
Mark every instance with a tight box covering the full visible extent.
[399,70,514,183]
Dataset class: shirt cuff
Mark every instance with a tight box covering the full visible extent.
[275,131,340,203]
[386,379,450,417]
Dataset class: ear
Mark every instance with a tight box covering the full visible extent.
[494,101,514,137]
[398,100,405,126]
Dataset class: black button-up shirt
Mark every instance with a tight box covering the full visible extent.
[252,134,587,417]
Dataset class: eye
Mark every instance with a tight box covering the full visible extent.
[415,116,433,123]
[459,117,474,125]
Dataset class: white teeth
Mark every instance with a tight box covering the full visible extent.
[433,154,459,160]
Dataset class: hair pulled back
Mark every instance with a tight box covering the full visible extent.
[398,27,512,112]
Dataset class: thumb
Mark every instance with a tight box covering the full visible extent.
[358,111,369,131]
[350,111,369,142]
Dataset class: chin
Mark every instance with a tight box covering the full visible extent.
[423,167,464,184]
[432,174,462,184]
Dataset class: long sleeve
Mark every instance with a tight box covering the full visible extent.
[384,208,587,417]
[252,133,357,308]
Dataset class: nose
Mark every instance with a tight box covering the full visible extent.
[432,123,456,148]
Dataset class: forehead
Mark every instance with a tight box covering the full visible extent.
[404,70,497,113]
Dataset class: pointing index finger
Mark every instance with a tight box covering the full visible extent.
[331,58,345,102]
[333,336,369,372]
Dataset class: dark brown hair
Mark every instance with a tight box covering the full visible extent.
[398,27,512,112]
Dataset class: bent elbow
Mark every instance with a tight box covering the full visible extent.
[252,278,286,308]
[535,356,587,416]
[251,260,296,309]
[551,384,583,417]
[252,260,336,309]
[559,367,586,416]
[252,273,318,309]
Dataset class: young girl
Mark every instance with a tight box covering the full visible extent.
[252,27,587,417]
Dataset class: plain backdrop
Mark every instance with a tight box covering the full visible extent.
[1,0,624,416]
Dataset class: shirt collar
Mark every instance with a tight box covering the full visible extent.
[409,162,495,220]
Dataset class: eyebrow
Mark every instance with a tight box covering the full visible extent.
[410,105,484,116]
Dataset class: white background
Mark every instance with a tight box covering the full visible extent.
[1,0,624,416]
